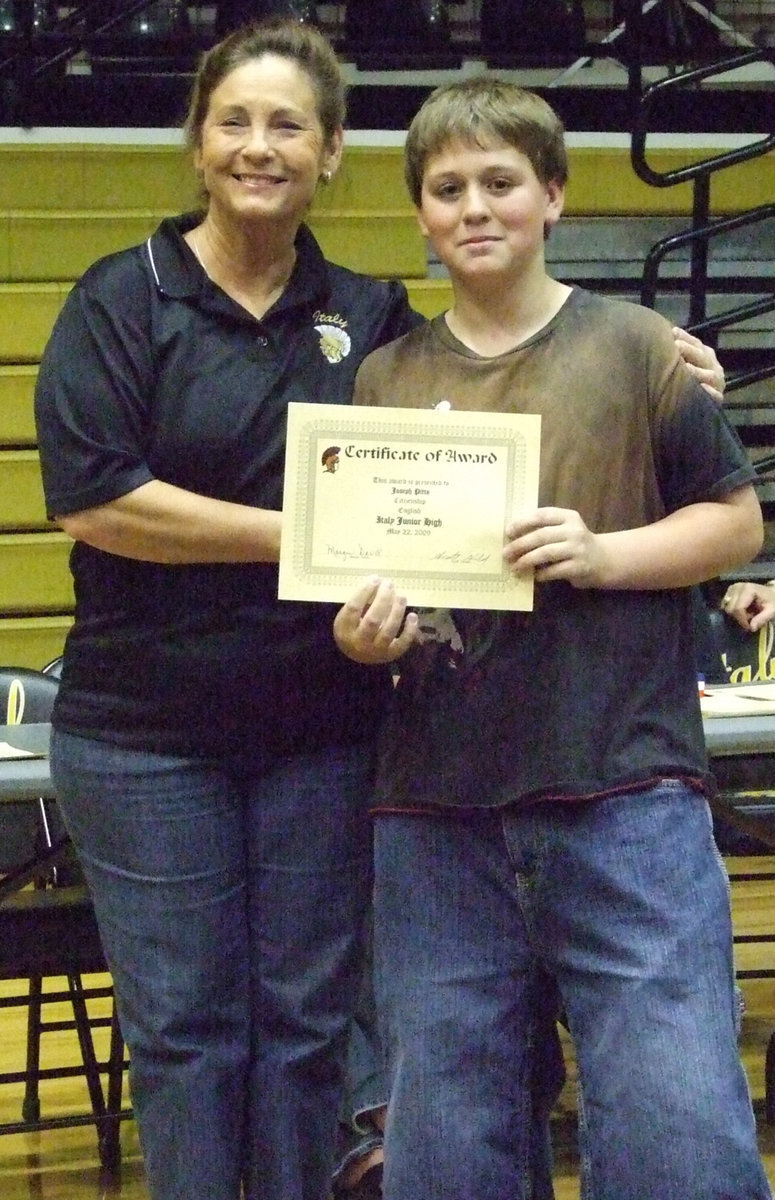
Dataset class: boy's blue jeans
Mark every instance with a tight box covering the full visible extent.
[374,782,771,1200]
[51,729,374,1200]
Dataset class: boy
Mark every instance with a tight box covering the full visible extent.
[333,79,770,1200]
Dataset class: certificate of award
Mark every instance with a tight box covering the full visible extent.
[279,403,541,611]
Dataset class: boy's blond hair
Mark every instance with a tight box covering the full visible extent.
[404,78,568,207]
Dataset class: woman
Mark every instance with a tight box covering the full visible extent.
[33,19,418,1200]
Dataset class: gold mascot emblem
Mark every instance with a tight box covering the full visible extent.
[315,324,351,364]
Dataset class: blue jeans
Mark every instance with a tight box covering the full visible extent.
[333,926,564,1197]
[374,783,770,1200]
[51,730,374,1200]
[342,915,385,1132]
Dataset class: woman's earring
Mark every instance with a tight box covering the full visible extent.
[321,170,332,185]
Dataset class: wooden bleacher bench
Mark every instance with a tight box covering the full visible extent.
[0,139,772,668]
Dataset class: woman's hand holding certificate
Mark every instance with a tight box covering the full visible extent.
[333,577,420,665]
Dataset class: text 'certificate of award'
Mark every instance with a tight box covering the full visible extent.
[279,403,541,611]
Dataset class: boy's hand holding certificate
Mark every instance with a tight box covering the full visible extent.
[279,402,541,611]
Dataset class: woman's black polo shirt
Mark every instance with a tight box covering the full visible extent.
[35,215,421,758]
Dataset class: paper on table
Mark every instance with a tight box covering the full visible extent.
[701,686,775,717]
[0,741,40,759]
[734,684,775,701]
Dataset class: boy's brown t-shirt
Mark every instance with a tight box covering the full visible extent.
[352,288,756,811]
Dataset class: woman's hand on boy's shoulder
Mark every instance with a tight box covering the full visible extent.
[673,326,725,403]
[334,577,419,664]
[504,508,610,588]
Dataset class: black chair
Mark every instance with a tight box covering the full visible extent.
[0,0,54,33]
[0,667,129,1171]
[695,600,775,846]
[86,0,190,35]
[705,602,775,690]
[479,0,585,63]
[343,0,457,67]
[41,653,64,680]
[612,0,722,66]
[0,667,63,879]
[216,1,319,38]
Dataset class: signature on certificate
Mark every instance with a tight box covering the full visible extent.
[431,550,491,564]
[326,544,381,562]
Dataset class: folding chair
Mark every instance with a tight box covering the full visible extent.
[0,667,129,1170]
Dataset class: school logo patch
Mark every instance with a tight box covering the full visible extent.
[315,323,351,364]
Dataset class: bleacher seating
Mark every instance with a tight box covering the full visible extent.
[1,2,773,130]
[0,0,773,666]
[1,134,773,665]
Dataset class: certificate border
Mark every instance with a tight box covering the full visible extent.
[280,404,540,611]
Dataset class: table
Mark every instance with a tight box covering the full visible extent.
[0,723,62,903]
[704,715,775,760]
[0,723,52,803]
[1,713,774,807]
[702,698,775,849]
[2,712,774,853]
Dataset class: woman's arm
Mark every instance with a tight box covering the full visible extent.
[56,480,282,564]
[39,261,284,565]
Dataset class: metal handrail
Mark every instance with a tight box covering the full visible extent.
[0,1,190,79]
[685,291,775,395]
[751,452,775,480]
[640,203,775,313]
[631,50,775,189]
[622,0,774,341]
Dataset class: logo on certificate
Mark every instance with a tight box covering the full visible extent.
[321,445,341,474]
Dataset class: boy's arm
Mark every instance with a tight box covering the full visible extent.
[504,483,762,591]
